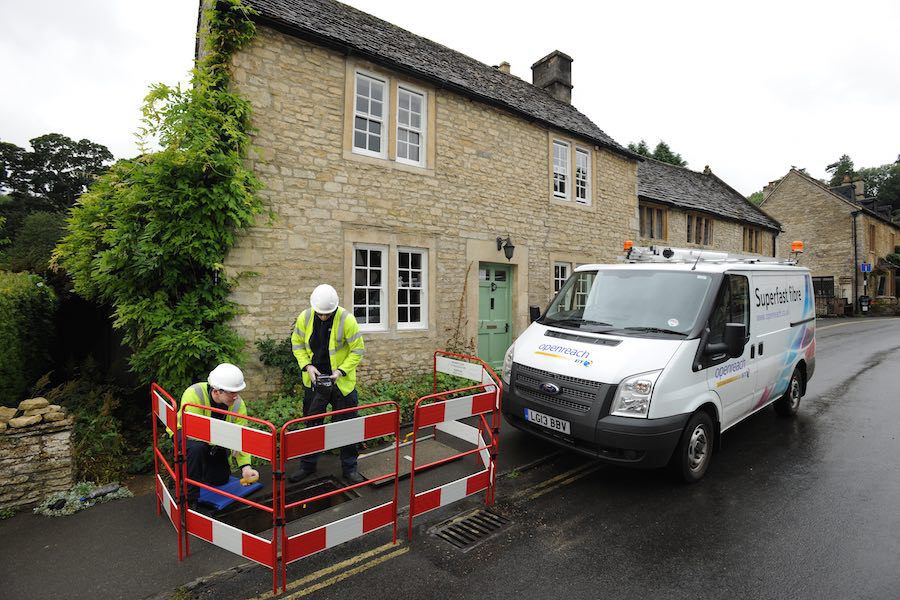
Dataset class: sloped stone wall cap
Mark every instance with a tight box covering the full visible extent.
[24,407,52,417]
[0,407,17,423]
[43,412,67,423]
[18,398,49,411]
[9,415,42,428]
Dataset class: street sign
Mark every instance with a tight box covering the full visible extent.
[860,262,872,273]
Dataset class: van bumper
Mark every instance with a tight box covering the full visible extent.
[502,385,689,469]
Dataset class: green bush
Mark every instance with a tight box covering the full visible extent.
[2,211,67,274]
[0,271,57,406]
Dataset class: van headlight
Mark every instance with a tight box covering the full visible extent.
[611,370,662,418]
[501,345,514,384]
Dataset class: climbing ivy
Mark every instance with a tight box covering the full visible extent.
[53,0,262,392]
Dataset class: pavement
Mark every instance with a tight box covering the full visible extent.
[0,408,562,600]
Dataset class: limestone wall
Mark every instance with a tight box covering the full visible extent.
[1,400,74,509]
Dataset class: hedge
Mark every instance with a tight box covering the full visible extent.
[0,271,57,406]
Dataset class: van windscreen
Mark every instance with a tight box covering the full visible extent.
[543,270,713,335]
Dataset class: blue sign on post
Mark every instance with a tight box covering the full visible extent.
[860,262,872,273]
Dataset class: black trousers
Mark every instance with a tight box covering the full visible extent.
[300,385,359,474]
[178,431,231,503]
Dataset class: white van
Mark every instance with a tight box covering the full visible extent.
[501,244,816,482]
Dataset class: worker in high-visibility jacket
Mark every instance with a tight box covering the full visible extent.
[289,284,366,484]
[177,363,259,505]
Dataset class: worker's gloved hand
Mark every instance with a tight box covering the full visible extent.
[306,365,321,384]
[240,465,259,485]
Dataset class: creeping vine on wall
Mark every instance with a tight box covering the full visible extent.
[53,0,262,392]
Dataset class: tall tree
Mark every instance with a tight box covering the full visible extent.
[826,154,854,187]
[628,139,688,166]
[0,134,113,212]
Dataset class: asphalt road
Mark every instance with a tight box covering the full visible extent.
[190,317,900,600]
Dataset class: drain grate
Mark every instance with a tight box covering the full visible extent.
[431,509,510,552]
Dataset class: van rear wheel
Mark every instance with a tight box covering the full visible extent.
[774,368,802,417]
[669,411,714,483]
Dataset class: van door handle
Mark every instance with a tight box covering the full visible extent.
[750,345,755,359]
[758,342,764,356]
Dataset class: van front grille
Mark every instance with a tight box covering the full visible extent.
[513,364,605,413]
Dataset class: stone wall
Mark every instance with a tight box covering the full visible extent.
[223,26,640,396]
[1,399,74,509]
[641,208,777,256]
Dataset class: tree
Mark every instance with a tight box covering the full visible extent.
[651,141,687,167]
[628,139,688,166]
[748,191,765,206]
[2,211,67,274]
[826,154,854,187]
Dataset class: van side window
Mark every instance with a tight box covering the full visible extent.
[708,275,749,344]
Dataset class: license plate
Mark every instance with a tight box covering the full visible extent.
[525,408,570,434]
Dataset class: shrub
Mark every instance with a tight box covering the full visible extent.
[0,271,57,406]
[2,211,67,274]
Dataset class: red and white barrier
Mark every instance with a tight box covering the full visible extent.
[408,352,502,538]
[280,401,400,592]
[180,404,279,594]
[186,510,276,567]
[283,502,395,563]
[150,383,183,559]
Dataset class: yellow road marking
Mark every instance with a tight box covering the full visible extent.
[249,542,400,600]
[278,546,410,599]
[511,461,599,501]
[527,464,604,501]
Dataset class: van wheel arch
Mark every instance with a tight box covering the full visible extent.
[669,406,718,483]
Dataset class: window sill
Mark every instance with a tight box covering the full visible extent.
[343,148,434,177]
[549,196,593,210]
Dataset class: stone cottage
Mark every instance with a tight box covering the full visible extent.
[636,158,781,256]
[197,0,644,392]
[761,169,899,315]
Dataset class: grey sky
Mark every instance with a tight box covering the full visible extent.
[2,0,898,195]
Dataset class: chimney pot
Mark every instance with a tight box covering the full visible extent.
[497,61,510,74]
[531,50,573,104]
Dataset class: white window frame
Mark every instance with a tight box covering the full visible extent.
[553,262,571,294]
[395,85,426,167]
[396,247,428,330]
[352,243,388,332]
[553,140,570,199]
[353,71,388,159]
[575,147,591,205]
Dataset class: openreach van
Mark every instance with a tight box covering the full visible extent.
[501,243,816,482]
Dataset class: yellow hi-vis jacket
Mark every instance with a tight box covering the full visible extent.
[174,382,252,469]
[291,306,365,397]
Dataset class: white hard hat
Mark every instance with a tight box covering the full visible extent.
[208,363,246,392]
[310,284,339,314]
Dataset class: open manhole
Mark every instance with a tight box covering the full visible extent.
[430,509,510,552]
[213,477,357,535]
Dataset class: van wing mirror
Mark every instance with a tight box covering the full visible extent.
[706,323,747,358]
[529,305,542,323]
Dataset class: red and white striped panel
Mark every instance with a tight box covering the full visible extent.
[416,388,498,429]
[284,502,394,564]
[435,420,491,469]
[155,474,179,531]
[152,390,177,433]
[283,410,396,461]
[182,412,274,461]
[186,510,275,568]
[411,467,492,517]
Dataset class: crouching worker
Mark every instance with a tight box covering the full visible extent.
[289,284,366,484]
[177,363,259,506]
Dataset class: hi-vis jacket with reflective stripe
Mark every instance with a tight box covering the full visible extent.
[175,382,252,469]
[291,306,365,396]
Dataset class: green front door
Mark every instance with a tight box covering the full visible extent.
[478,263,512,370]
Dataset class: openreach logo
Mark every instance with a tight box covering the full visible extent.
[535,343,592,367]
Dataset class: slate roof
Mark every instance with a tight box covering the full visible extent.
[244,0,635,159]
[638,158,781,231]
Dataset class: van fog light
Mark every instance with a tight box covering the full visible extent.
[611,370,662,418]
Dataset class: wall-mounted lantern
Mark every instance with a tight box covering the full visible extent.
[496,235,515,261]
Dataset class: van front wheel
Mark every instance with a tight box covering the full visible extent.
[774,369,802,417]
[670,411,714,483]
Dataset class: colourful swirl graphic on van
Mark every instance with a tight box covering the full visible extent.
[753,276,815,409]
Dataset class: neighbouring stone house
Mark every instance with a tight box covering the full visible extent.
[636,158,781,256]
[197,0,643,394]
[761,169,900,315]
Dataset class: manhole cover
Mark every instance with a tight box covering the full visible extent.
[431,509,510,552]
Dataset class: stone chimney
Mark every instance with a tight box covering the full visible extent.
[852,178,865,200]
[496,61,511,74]
[703,165,712,175]
[531,51,573,104]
